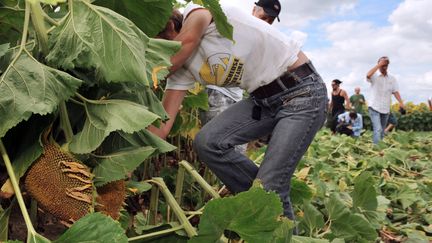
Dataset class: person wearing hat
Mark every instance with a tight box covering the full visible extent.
[253,0,281,24]
[152,2,327,220]
[329,79,351,133]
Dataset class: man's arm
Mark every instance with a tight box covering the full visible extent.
[148,89,188,139]
[170,9,212,72]
[342,90,351,109]
[392,91,404,109]
[366,59,387,80]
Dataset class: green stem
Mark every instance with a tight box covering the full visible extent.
[0,140,36,234]
[147,178,197,237]
[148,185,159,225]
[0,1,31,80]
[128,225,184,242]
[59,102,74,143]
[179,161,220,199]
[172,165,185,222]
[29,1,49,55]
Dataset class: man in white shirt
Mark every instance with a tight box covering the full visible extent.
[366,56,404,144]
[151,3,327,220]
[200,0,282,154]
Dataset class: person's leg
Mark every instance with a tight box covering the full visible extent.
[256,82,327,219]
[368,107,383,144]
[380,113,390,140]
[200,89,248,154]
[194,98,276,193]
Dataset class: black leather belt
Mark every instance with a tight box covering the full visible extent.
[251,62,315,99]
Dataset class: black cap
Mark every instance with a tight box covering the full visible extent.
[255,0,281,22]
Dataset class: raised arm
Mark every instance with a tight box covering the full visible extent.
[170,9,212,72]
[367,58,388,80]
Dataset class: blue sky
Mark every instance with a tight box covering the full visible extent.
[223,0,432,104]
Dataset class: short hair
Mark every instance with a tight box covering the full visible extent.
[157,10,183,38]
[332,79,342,85]
[378,56,389,63]
[349,111,358,120]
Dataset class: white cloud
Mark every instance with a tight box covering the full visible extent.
[306,0,432,104]
[218,0,431,104]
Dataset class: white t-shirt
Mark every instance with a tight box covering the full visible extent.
[367,73,399,114]
[206,85,243,102]
[166,3,301,93]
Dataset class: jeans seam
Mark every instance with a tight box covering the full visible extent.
[277,106,319,188]
[214,116,273,182]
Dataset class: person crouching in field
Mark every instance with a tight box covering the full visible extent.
[150,3,327,220]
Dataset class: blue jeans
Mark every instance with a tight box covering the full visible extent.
[368,107,389,144]
[194,68,327,219]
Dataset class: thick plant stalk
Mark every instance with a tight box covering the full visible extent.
[59,102,74,142]
[0,140,49,242]
[148,185,159,225]
[128,225,184,242]
[29,1,49,55]
[179,161,220,199]
[170,165,185,222]
[147,178,197,237]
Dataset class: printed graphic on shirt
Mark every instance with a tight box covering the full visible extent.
[199,53,244,87]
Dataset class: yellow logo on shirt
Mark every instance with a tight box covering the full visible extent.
[199,53,244,86]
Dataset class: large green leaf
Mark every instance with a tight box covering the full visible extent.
[0,50,82,138]
[299,202,325,236]
[46,0,150,84]
[270,218,294,243]
[118,130,176,154]
[189,187,283,243]
[109,82,170,120]
[145,38,180,86]
[331,213,377,242]
[54,213,128,243]
[201,0,233,41]
[352,172,377,211]
[93,0,174,37]
[324,193,350,221]
[183,90,209,110]
[92,146,156,186]
[291,236,329,243]
[69,99,159,154]
[290,178,313,205]
[0,1,24,45]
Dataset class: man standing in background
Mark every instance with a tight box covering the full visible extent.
[350,87,366,114]
[366,56,404,144]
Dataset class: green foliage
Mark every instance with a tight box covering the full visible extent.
[92,146,156,186]
[190,187,292,243]
[0,1,25,45]
[396,111,432,131]
[93,0,175,37]
[0,50,82,137]
[69,99,159,154]
[54,213,128,243]
[201,0,233,41]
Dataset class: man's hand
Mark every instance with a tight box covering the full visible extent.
[347,125,353,130]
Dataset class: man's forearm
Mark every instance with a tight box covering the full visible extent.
[393,91,403,105]
[366,65,380,79]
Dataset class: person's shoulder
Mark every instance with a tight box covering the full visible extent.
[183,3,206,20]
